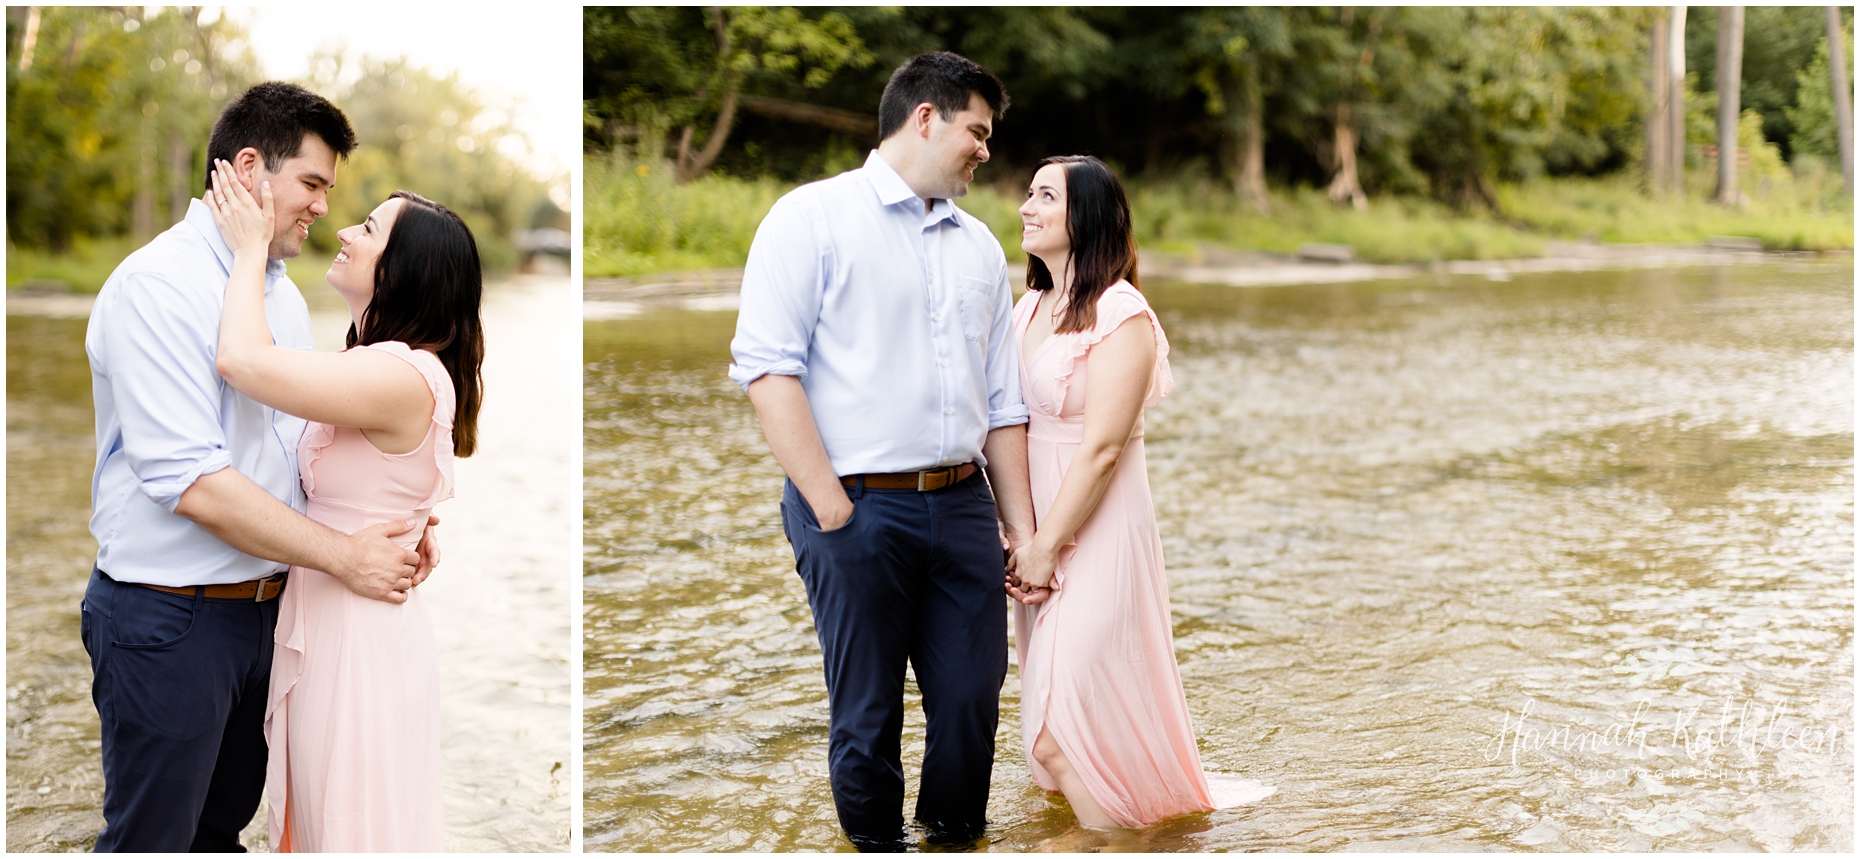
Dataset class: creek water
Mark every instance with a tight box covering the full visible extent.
[5,275,576,852]
[583,261,1853,852]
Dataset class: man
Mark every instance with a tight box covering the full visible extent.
[82,81,437,852]
[729,52,1037,850]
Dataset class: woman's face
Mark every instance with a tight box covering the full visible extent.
[1018,163,1069,260]
[327,197,407,306]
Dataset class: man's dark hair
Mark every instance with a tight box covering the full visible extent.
[204,82,356,190]
[877,52,1008,142]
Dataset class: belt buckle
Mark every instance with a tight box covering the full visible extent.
[255,573,283,603]
[919,466,958,491]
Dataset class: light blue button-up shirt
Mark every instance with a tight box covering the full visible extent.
[729,151,1028,476]
[85,198,314,586]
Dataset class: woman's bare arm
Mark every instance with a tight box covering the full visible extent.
[206,160,431,444]
[1009,314,1155,594]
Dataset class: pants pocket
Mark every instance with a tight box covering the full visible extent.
[108,586,201,650]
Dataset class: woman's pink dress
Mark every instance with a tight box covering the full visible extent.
[264,341,452,852]
[1013,282,1273,828]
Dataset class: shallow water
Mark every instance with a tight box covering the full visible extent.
[583,262,1853,852]
[5,275,575,852]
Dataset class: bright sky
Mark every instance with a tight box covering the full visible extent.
[222,4,578,206]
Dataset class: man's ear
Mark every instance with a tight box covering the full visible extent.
[231,147,262,191]
[913,102,936,139]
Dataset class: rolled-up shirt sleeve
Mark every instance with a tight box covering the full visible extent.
[729,196,823,390]
[983,258,1029,429]
[100,270,231,511]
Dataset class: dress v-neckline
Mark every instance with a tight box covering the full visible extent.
[1019,291,1063,367]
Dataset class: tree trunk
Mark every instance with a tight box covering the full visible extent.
[673,80,739,183]
[1648,11,1669,196]
[1235,56,1268,213]
[14,6,40,72]
[674,6,740,184]
[1666,6,1687,196]
[168,134,192,225]
[1326,102,1367,210]
[739,94,877,137]
[1715,7,1744,205]
[1828,6,1854,194]
[133,114,156,242]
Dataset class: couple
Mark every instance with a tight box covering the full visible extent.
[82,82,482,852]
[729,52,1272,850]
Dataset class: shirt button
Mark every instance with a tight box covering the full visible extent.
[933,313,942,322]
[944,408,953,415]
[940,358,948,367]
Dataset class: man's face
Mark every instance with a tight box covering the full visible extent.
[248,133,338,260]
[922,92,993,200]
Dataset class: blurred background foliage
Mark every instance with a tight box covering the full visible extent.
[585,6,1853,277]
[7,6,568,292]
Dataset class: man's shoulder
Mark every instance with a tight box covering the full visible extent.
[771,166,875,213]
[100,221,217,296]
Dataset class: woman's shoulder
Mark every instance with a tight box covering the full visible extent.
[355,341,453,401]
[1092,281,1156,332]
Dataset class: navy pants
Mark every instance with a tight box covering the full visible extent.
[81,568,279,852]
[780,473,1008,849]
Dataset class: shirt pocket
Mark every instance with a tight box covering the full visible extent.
[957,276,996,342]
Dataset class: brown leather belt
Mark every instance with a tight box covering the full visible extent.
[841,462,978,492]
[137,572,289,602]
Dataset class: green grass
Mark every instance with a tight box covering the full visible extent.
[585,155,1853,279]
[1495,164,1854,251]
[5,236,142,293]
[8,235,348,296]
[583,157,789,278]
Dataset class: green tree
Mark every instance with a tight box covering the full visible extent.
[1787,14,1856,164]
[1411,7,1646,209]
[6,6,256,251]
[1185,7,1295,210]
[584,6,871,182]
[304,52,565,270]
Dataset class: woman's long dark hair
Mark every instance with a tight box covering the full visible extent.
[1025,155,1140,334]
[345,190,485,457]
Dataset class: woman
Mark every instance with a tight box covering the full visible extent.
[205,160,484,851]
[1006,155,1272,829]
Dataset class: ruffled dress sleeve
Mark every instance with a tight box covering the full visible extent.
[1048,281,1174,411]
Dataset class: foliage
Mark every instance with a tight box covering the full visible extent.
[301,52,564,271]
[584,5,872,171]
[1786,17,1857,162]
[589,6,1854,215]
[1496,170,1851,250]
[6,7,257,251]
[585,163,1852,281]
[584,155,788,278]
[1689,6,1854,160]
[6,7,564,284]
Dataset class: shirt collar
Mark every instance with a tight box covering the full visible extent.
[185,198,287,292]
[864,150,960,228]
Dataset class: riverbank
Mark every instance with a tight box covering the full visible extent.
[585,159,1854,280]
[581,240,1842,319]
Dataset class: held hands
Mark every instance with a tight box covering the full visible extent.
[1004,538,1059,605]
[205,158,273,259]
